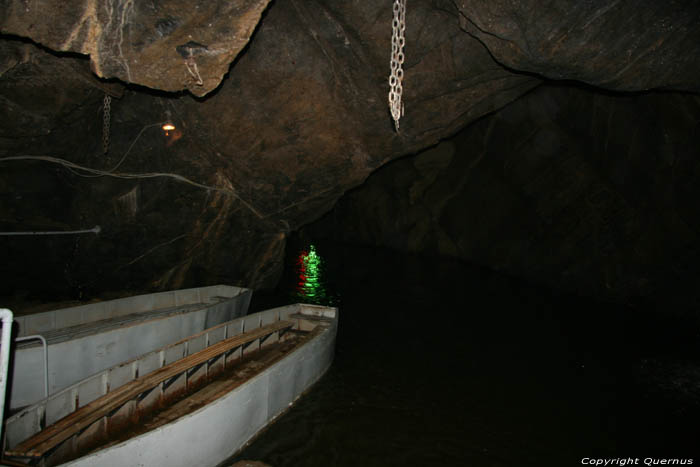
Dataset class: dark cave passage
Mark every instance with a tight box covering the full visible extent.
[237,240,700,466]
[301,83,700,316]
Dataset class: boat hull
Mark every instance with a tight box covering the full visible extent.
[63,305,337,467]
[9,285,251,410]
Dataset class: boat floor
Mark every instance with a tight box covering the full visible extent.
[74,329,316,461]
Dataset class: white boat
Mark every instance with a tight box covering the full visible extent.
[3,303,338,467]
[9,285,252,410]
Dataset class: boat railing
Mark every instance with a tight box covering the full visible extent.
[3,304,304,457]
[13,285,251,338]
[0,308,14,444]
[13,334,49,403]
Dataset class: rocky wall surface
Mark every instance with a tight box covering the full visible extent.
[454,0,700,92]
[0,0,272,96]
[1,0,699,304]
[305,85,700,309]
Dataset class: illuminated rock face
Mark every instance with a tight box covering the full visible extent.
[0,1,698,303]
[0,0,272,96]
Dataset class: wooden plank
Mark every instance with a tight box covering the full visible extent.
[7,320,294,459]
[288,313,334,323]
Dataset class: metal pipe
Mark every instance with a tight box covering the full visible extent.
[0,225,100,236]
[14,335,49,400]
[0,308,14,444]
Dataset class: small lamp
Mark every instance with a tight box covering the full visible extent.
[162,111,176,136]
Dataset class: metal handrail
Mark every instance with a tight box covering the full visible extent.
[0,308,14,444]
[14,335,49,401]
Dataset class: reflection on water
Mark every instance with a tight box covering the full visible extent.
[232,242,700,467]
[291,244,338,306]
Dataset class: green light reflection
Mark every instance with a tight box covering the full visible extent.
[294,244,337,305]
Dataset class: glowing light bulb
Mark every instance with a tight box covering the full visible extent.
[162,122,175,136]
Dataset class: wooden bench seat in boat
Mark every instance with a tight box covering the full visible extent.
[6,320,294,460]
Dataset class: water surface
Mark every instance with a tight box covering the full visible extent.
[230,241,700,466]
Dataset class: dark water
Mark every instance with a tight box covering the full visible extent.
[229,240,700,466]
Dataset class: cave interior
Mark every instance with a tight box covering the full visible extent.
[1,0,700,461]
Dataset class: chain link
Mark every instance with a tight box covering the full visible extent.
[102,94,112,154]
[185,56,204,86]
[389,0,406,131]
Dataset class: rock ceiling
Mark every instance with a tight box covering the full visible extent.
[0,0,699,301]
[1,0,272,96]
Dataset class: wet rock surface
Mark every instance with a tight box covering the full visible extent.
[0,1,699,305]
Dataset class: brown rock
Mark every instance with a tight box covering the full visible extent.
[453,0,700,91]
[0,1,698,301]
[0,0,272,96]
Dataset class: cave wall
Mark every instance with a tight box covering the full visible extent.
[1,0,700,305]
[304,85,700,309]
[1,1,540,302]
[0,0,273,96]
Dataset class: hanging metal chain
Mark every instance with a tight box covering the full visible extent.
[389,0,406,131]
[184,56,204,86]
[102,94,112,154]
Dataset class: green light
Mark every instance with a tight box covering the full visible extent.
[303,245,321,282]
[295,244,334,305]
